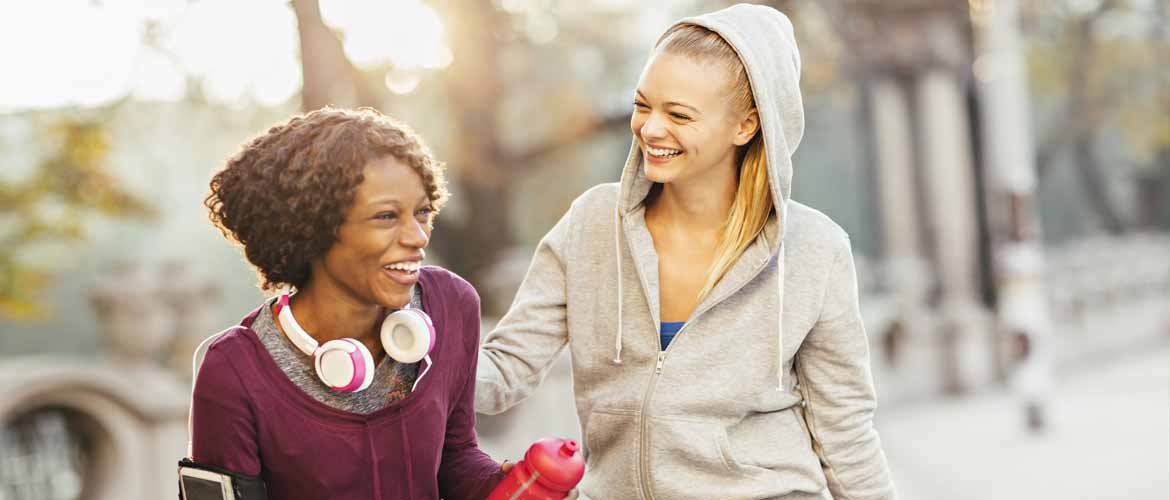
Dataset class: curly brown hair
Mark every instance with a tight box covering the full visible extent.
[205,107,449,291]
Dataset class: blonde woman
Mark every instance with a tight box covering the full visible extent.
[477,4,896,499]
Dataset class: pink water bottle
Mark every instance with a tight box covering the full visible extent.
[487,437,585,500]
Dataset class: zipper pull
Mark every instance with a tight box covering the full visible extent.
[655,352,666,374]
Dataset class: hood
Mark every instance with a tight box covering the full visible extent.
[617,3,805,254]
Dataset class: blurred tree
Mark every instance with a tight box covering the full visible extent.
[291,0,382,111]
[1024,0,1170,233]
[290,0,631,314]
[0,120,155,320]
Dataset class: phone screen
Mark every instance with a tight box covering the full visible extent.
[181,476,227,500]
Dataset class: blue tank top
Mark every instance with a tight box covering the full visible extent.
[660,321,685,350]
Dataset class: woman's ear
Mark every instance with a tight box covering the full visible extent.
[732,108,760,146]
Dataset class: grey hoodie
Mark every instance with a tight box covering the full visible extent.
[477,4,896,500]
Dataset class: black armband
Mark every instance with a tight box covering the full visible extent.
[178,458,268,500]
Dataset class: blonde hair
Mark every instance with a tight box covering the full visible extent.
[657,25,773,302]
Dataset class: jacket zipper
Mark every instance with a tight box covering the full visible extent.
[638,351,664,500]
[635,246,778,500]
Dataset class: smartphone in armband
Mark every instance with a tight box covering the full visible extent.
[178,458,267,500]
[179,466,234,500]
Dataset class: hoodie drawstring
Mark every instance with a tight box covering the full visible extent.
[612,203,625,365]
[775,248,786,390]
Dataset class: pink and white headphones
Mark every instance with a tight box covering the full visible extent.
[274,294,436,393]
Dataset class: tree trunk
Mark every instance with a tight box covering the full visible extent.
[429,0,514,314]
[1071,134,1127,233]
[291,0,380,111]
[1064,3,1128,234]
[1035,0,1129,233]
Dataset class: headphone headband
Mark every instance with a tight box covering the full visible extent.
[275,294,320,356]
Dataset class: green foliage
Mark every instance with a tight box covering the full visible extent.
[0,119,155,320]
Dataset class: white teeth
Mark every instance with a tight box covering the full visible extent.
[647,146,682,158]
[384,261,420,273]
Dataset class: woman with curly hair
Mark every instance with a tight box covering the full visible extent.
[190,107,504,499]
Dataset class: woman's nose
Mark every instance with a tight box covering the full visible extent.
[401,218,429,248]
[640,114,668,141]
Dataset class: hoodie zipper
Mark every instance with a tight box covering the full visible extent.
[638,351,664,500]
[635,314,718,500]
[635,247,777,500]
[635,311,721,500]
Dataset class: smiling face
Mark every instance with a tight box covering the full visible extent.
[310,155,434,310]
[630,50,759,187]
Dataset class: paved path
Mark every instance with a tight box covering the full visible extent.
[878,345,1170,500]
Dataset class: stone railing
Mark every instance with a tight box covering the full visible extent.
[0,261,218,500]
[1043,232,1170,365]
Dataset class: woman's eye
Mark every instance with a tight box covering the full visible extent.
[670,112,691,121]
[415,207,434,219]
[376,211,398,221]
[633,101,648,109]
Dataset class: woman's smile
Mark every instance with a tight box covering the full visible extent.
[644,145,685,164]
[383,258,422,286]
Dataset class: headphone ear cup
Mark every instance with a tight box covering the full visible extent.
[381,309,435,364]
[315,339,375,392]
[413,309,436,354]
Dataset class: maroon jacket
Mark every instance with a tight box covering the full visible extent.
[191,267,504,500]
